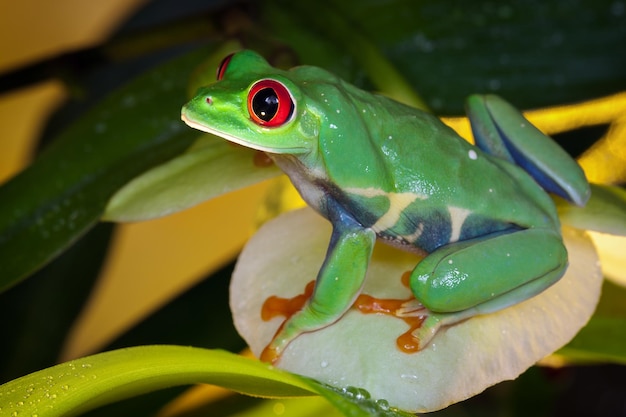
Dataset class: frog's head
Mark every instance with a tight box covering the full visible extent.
[182,50,321,156]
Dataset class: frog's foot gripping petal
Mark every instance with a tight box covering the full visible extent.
[259,289,364,364]
[260,315,305,364]
[352,291,470,353]
[261,207,377,364]
[466,94,590,207]
[406,309,477,350]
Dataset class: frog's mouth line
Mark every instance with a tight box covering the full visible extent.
[181,113,304,155]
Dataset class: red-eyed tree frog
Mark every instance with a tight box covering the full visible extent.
[181,50,590,363]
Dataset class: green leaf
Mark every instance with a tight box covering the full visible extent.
[0,346,413,417]
[558,280,626,364]
[262,0,626,113]
[267,1,429,110]
[0,346,313,416]
[0,224,113,383]
[104,136,281,222]
[556,184,626,235]
[218,397,346,417]
[0,47,214,292]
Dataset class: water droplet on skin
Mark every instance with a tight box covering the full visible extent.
[320,360,329,368]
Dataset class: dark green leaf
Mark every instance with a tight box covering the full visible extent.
[263,0,626,113]
[0,224,113,383]
[0,47,214,292]
[559,280,626,364]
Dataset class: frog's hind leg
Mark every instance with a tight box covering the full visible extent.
[466,94,590,207]
[406,227,567,348]
[410,228,567,312]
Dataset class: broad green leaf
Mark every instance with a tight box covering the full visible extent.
[0,47,214,292]
[104,137,281,222]
[0,346,413,417]
[266,1,428,109]
[556,184,626,235]
[262,0,626,113]
[0,346,313,417]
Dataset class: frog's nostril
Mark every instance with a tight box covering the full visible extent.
[205,97,213,105]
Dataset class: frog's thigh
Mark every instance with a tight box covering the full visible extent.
[409,228,567,313]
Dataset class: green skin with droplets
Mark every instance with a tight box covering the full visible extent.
[181,50,590,362]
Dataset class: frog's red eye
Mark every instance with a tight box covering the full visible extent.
[216,53,234,80]
[247,79,294,127]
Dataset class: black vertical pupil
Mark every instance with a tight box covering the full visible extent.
[252,88,279,121]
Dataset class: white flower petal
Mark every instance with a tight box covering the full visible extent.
[231,208,602,412]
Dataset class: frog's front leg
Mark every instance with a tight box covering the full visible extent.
[408,227,567,348]
[260,202,376,363]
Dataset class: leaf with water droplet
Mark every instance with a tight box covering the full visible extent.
[0,47,214,292]
[0,346,414,417]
